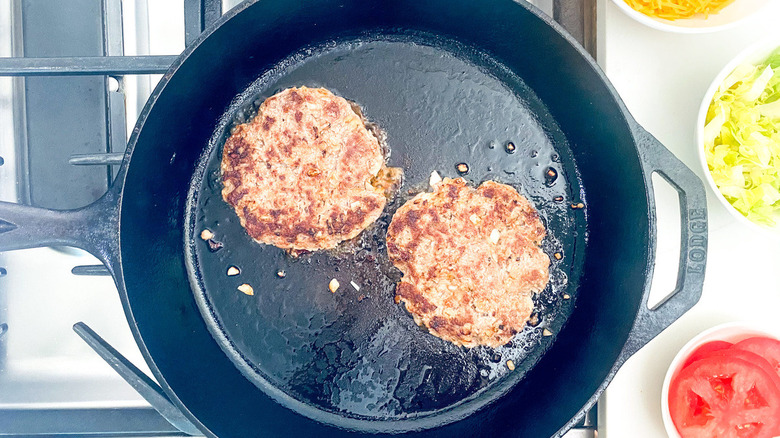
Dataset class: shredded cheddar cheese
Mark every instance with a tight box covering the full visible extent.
[624,0,735,20]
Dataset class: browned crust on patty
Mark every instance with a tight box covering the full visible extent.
[386,178,550,348]
[221,87,401,252]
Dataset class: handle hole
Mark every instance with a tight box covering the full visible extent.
[648,172,682,310]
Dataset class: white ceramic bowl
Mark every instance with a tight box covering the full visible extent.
[661,322,780,438]
[611,0,770,33]
[696,37,780,238]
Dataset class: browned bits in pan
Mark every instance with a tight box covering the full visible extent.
[554,252,562,260]
[543,328,553,337]
[571,202,585,209]
[563,293,571,300]
[545,167,558,186]
[207,239,224,252]
[200,228,223,252]
[505,141,516,154]
[227,266,240,276]
[237,284,254,296]
[455,163,469,175]
[329,278,340,293]
[288,249,309,258]
[394,295,401,304]
[276,270,286,278]
[506,359,516,371]
[527,313,540,327]
[554,196,564,202]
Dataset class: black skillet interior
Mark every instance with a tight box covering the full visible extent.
[188,31,585,427]
[118,0,650,436]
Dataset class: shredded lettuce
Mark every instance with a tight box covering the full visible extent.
[705,47,780,226]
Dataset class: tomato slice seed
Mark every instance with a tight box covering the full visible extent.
[686,389,711,425]
[745,384,769,409]
[735,422,763,438]
[710,375,735,401]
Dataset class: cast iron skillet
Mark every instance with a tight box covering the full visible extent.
[0,0,709,436]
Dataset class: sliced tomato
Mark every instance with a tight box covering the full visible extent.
[696,349,780,392]
[682,341,734,369]
[732,337,780,377]
[669,355,780,438]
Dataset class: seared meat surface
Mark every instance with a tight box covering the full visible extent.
[222,87,400,252]
[386,178,550,348]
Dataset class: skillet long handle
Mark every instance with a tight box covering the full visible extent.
[0,189,120,273]
[619,126,708,363]
[73,322,202,436]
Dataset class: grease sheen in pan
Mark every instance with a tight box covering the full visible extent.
[187,32,585,424]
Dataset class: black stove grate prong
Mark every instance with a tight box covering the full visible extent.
[0,55,177,76]
[71,264,112,276]
[184,0,223,46]
[69,152,125,166]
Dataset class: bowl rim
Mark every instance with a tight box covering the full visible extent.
[660,321,780,438]
[695,36,780,238]
[610,0,768,34]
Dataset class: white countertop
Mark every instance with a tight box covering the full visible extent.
[598,1,780,436]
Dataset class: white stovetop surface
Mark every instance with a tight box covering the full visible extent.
[598,1,780,436]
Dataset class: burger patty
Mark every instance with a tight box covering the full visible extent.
[222,87,401,252]
[386,178,550,348]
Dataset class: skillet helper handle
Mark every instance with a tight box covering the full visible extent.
[620,126,709,362]
[0,189,120,272]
